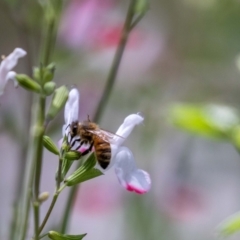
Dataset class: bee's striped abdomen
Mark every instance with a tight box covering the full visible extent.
[94,138,111,169]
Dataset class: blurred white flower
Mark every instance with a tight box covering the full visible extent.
[0,48,27,95]
[63,88,151,194]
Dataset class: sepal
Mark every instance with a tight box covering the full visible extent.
[65,153,103,186]
[46,86,69,121]
[61,158,74,180]
[48,231,87,240]
[43,135,59,155]
[15,74,41,93]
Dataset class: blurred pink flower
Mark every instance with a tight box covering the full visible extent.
[59,0,164,78]
[59,0,115,49]
[160,182,207,222]
[73,174,122,215]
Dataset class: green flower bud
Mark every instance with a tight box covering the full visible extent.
[48,231,87,240]
[46,86,69,121]
[65,153,103,186]
[43,62,56,83]
[15,74,41,93]
[33,67,41,82]
[43,135,59,155]
[65,151,82,161]
[43,82,56,96]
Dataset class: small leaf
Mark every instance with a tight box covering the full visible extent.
[43,135,59,155]
[48,231,87,240]
[216,211,240,237]
[65,153,103,186]
[46,86,69,121]
[15,74,41,93]
[169,104,239,139]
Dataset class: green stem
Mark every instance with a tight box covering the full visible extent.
[38,192,59,235]
[39,232,49,240]
[33,96,46,240]
[38,185,66,235]
[60,180,80,233]
[42,19,55,67]
[38,160,66,235]
[17,97,38,240]
[93,0,137,122]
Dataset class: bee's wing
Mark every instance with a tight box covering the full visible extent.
[87,129,124,144]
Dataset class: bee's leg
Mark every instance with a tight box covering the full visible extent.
[80,141,94,156]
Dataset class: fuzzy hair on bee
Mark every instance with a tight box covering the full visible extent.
[68,119,122,169]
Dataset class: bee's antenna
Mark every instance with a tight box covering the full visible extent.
[87,115,91,122]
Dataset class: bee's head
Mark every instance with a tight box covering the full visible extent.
[70,121,79,136]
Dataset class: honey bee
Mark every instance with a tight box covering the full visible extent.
[68,118,122,169]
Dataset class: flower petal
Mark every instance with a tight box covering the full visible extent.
[114,113,144,145]
[114,147,151,194]
[64,88,80,126]
[0,48,26,95]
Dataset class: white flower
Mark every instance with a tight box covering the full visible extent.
[0,48,27,95]
[63,88,151,194]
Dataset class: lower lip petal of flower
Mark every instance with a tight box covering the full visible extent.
[114,147,151,194]
[116,168,151,194]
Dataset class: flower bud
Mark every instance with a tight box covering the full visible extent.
[33,67,41,82]
[15,74,41,93]
[43,82,56,96]
[43,135,59,155]
[65,153,103,186]
[46,86,69,121]
[65,151,82,161]
[48,231,87,240]
[38,192,49,202]
[43,62,56,83]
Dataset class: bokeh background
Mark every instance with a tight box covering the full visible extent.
[1,0,240,239]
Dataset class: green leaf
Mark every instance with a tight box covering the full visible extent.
[216,211,240,237]
[48,231,87,240]
[43,135,59,155]
[231,126,240,150]
[65,153,103,186]
[46,86,69,121]
[15,74,41,93]
[169,104,239,139]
